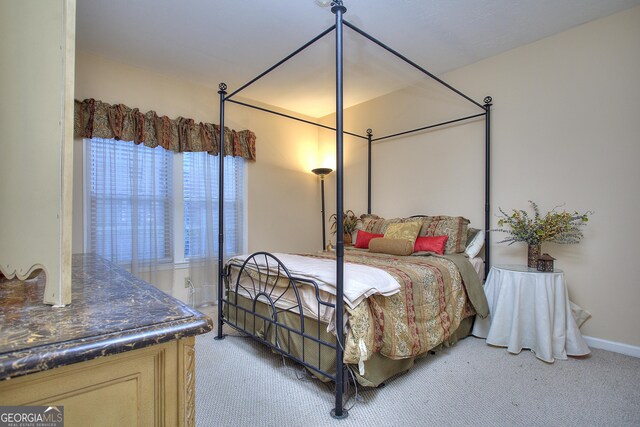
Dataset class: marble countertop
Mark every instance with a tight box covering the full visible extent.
[0,253,213,380]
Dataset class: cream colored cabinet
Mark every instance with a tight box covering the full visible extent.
[0,337,196,427]
[0,0,75,305]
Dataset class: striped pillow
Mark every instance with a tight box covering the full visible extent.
[419,216,470,254]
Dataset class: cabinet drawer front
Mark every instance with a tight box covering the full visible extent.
[0,340,186,427]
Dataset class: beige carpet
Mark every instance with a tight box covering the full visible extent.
[195,316,640,426]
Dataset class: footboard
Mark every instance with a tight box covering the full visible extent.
[221,252,339,381]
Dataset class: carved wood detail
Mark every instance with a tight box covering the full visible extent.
[183,337,196,427]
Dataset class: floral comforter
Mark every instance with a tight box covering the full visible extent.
[304,250,486,364]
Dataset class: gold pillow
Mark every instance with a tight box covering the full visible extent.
[384,221,421,242]
[368,238,413,256]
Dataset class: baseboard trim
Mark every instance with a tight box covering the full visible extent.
[582,336,640,358]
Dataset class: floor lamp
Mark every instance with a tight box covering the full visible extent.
[312,168,333,250]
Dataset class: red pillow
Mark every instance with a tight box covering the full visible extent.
[413,235,448,255]
[354,230,384,249]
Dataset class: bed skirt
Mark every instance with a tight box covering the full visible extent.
[225,292,475,387]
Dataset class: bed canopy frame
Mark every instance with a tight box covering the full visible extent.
[215,1,491,419]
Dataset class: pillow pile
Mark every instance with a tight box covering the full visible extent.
[356,214,481,257]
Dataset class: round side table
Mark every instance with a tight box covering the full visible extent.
[472,264,590,362]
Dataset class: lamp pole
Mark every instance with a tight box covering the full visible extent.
[312,168,333,250]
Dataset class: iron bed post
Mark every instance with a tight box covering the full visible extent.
[331,0,348,420]
[367,128,372,215]
[215,83,227,340]
[484,96,492,280]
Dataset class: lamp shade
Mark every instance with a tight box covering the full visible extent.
[312,167,333,177]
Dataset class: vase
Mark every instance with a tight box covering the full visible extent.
[527,244,541,268]
[343,232,352,246]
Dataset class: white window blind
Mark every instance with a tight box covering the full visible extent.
[183,152,244,259]
[86,138,245,269]
[86,138,173,265]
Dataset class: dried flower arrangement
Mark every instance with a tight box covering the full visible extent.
[494,201,592,246]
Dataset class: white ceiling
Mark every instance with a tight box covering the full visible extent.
[76,0,640,118]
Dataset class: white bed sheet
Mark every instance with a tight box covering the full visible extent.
[228,253,401,307]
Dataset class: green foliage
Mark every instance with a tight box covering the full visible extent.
[329,210,360,235]
[494,201,591,245]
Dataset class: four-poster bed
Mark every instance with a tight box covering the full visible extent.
[215,1,492,419]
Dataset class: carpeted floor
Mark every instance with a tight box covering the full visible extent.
[195,317,640,427]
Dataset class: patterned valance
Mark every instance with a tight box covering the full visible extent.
[74,99,256,160]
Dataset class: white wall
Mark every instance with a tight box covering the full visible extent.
[74,52,323,302]
[326,6,640,346]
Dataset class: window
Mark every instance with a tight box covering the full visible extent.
[86,138,173,265]
[85,138,245,266]
[183,152,245,259]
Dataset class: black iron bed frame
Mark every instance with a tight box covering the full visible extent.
[215,1,492,419]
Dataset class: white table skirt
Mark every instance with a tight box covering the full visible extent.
[472,265,590,363]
